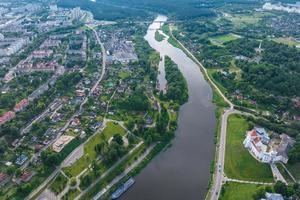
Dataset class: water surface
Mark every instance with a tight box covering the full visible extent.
[121,15,216,200]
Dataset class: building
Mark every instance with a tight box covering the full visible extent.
[20,170,33,182]
[265,192,284,200]
[52,135,74,153]
[0,111,16,125]
[273,134,296,163]
[14,99,29,112]
[255,127,270,144]
[32,50,53,59]
[15,154,28,166]
[0,172,9,186]
[3,71,14,83]
[243,128,295,164]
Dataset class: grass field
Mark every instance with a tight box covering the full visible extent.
[287,162,300,181]
[225,114,273,182]
[63,122,126,177]
[118,70,130,79]
[49,173,69,195]
[272,37,300,47]
[209,33,240,46]
[220,182,258,200]
[155,30,165,42]
[223,12,269,27]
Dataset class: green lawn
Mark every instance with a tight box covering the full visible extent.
[209,33,240,46]
[118,70,130,79]
[287,162,300,182]
[167,36,181,49]
[220,182,258,200]
[272,37,300,47]
[225,114,273,182]
[155,30,165,42]
[49,173,69,195]
[63,122,126,177]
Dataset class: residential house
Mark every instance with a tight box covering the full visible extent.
[15,154,28,166]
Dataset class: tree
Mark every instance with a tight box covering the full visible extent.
[41,151,60,167]
[253,186,266,200]
[274,181,288,196]
[113,134,123,145]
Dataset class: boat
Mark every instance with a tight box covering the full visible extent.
[111,178,135,199]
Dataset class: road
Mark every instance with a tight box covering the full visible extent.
[92,144,155,200]
[26,23,107,200]
[75,141,144,200]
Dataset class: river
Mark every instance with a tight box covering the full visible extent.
[120,15,216,200]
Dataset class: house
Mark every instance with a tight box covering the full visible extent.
[0,172,9,186]
[76,89,85,97]
[20,170,33,182]
[91,121,103,130]
[15,154,28,166]
[265,192,284,200]
[14,99,29,112]
[0,111,16,125]
[71,118,81,126]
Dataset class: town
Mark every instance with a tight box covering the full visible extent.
[0,1,186,200]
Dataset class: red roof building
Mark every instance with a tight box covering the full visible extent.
[0,111,15,125]
[20,170,33,182]
[14,99,29,112]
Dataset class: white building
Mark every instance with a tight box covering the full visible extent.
[243,128,294,164]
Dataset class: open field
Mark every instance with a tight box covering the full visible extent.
[223,12,272,27]
[118,70,130,79]
[220,182,258,200]
[225,114,273,182]
[272,37,300,47]
[209,33,240,46]
[63,122,126,177]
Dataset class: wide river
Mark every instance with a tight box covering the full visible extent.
[121,15,216,200]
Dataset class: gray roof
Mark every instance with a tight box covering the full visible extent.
[266,192,284,200]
